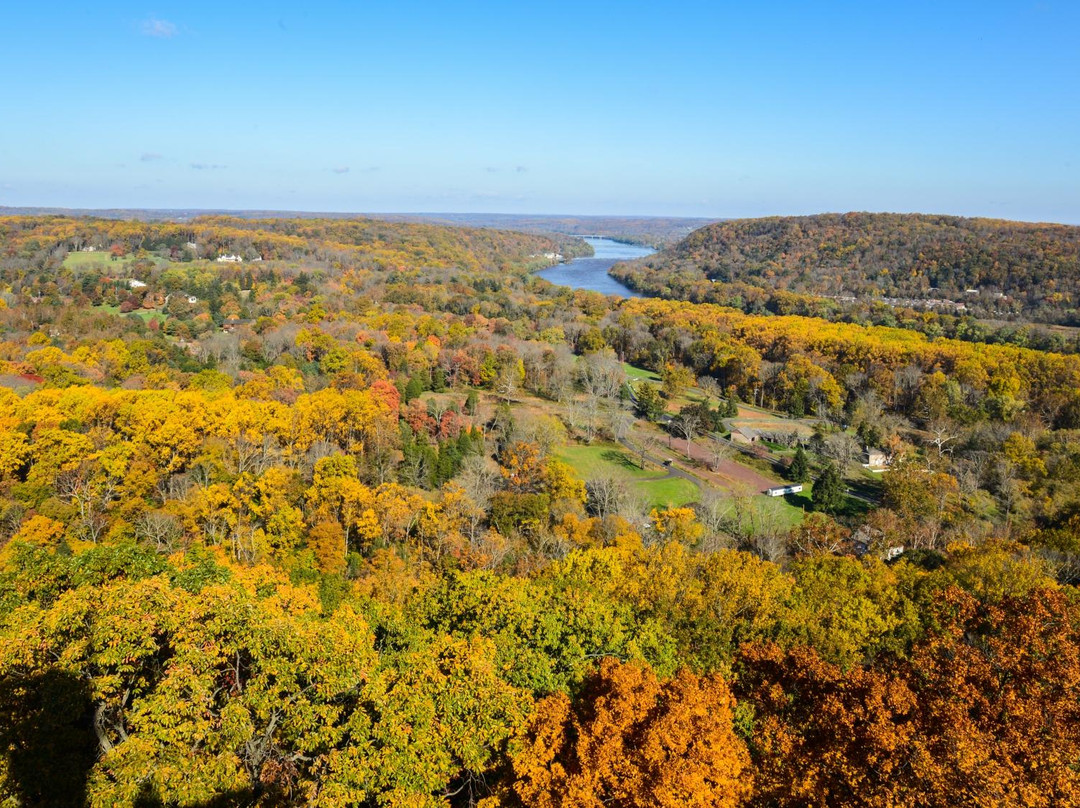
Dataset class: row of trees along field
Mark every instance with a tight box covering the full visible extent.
[1,216,1080,806]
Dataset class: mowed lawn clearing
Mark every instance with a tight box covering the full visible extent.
[556,443,658,480]
[623,363,661,383]
[62,251,115,269]
[555,442,699,509]
[92,303,165,325]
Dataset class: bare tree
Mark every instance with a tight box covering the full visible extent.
[707,435,732,472]
[579,348,626,402]
[457,455,501,510]
[198,332,240,365]
[577,348,627,443]
[155,472,192,505]
[586,476,632,519]
[56,464,116,543]
[0,502,26,544]
[544,344,577,402]
[581,395,602,444]
[672,410,702,458]
[519,343,549,396]
[694,489,735,553]
[994,463,1026,529]
[747,524,788,564]
[135,510,185,554]
[697,375,721,405]
[625,432,665,472]
[495,362,522,404]
[818,431,861,468]
[427,397,452,424]
[603,408,635,442]
[927,418,958,457]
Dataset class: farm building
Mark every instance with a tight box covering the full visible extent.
[864,447,889,467]
[766,484,803,497]
[730,426,760,446]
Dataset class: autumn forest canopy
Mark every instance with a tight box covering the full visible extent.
[2,213,1080,807]
[612,212,1080,347]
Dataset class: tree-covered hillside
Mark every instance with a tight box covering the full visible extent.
[613,212,1080,325]
[2,214,1080,806]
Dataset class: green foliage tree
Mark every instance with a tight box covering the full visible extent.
[634,382,665,421]
[812,462,845,514]
[787,446,810,482]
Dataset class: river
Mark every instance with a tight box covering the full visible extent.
[535,237,654,297]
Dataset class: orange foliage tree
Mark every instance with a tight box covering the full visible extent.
[512,658,752,808]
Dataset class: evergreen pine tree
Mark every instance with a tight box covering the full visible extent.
[812,461,845,514]
[788,446,810,482]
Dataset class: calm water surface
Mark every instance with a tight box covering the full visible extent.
[536,237,654,297]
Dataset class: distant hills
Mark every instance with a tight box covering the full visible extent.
[0,207,717,247]
[611,212,1080,325]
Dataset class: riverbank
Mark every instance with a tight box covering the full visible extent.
[535,237,654,298]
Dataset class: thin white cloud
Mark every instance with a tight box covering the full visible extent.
[140,152,163,162]
[332,166,350,174]
[141,18,178,38]
[191,162,226,170]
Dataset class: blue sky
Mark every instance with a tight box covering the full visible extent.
[0,1,1077,222]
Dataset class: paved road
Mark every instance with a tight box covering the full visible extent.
[618,437,703,491]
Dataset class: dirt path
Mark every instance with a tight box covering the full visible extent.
[622,432,782,495]
[675,435,780,494]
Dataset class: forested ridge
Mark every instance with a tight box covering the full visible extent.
[612,212,1080,329]
[1,215,1080,806]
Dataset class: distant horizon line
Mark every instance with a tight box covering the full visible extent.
[0,205,1077,227]
[0,205,717,221]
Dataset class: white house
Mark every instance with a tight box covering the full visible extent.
[126,279,147,289]
[216,254,244,263]
[766,484,803,497]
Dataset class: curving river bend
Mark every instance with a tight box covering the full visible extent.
[535,237,654,297]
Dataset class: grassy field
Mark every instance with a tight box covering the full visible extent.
[555,443,658,479]
[781,482,814,515]
[777,479,873,522]
[623,363,660,382]
[93,303,165,325]
[555,442,700,509]
[62,251,115,269]
[635,476,699,509]
[728,410,817,439]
